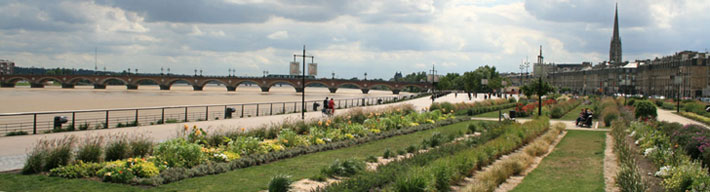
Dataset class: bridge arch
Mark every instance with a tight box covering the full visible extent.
[67,77,96,85]
[335,82,364,89]
[4,77,32,84]
[99,77,129,85]
[36,77,65,84]
[198,79,229,87]
[366,83,395,90]
[166,79,195,87]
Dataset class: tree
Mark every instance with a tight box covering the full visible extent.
[522,77,555,116]
[633,100,657,120]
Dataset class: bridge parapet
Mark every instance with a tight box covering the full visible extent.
[0,74,431,94]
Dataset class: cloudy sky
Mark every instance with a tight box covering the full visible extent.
[1,0,709,79]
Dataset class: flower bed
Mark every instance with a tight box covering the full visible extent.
[430,98,516,116]
[25,104,462,186]
[320,117,551,191]
[549,98,581,118]
[610,120,648,192]
[679,111,710,127]
[626,121,710,191]
[514,99,556,117]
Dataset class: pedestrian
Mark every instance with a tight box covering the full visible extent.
[323,97,329,115]
[329,98,335,115]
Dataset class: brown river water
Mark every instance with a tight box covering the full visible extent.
[0,85,412,133]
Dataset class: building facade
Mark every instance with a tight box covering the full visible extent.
[549,51,710,98]
[0,60,14,75]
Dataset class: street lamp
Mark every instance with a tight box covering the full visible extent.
[364,72,367,80]
[293,45,314,120]
[332,72,335,80]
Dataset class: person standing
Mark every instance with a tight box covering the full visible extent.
[329,98,335,115]
[323,97,329,115]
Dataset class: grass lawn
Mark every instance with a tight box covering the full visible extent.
[559,104,592,121]
[474,107,517,118]
[511,130,606,192]
[0,121,478,192]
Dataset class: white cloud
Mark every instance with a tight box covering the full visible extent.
[267,30,288,40]
[1,0,709,79]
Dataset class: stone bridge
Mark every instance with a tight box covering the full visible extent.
[0,74,430,94]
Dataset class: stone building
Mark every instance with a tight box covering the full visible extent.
[0,60,14,75]
[544,4,710,98]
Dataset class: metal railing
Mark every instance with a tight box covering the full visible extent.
[0,94,428,136]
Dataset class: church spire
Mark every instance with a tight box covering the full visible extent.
[609,3,622,65]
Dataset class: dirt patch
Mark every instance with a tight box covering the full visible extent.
[624,135,664,192]
[492,130,567,192]
[604,133,620,192]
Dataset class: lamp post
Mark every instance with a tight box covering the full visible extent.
[364,72,367,80]
[331,72,335,80]
[293,45,314,120]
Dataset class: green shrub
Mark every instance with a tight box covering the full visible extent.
[433,166,452,192]
[397,149,407,156]
[633,100,657,119]
[268,174,292,192]
[406,144,419,153]
[616,164,647,192]
[394,173,430,192]
[662,102,676,110]
[383,148,395,159]
[654,100,664,107]
[321,159,366,177]
[105,136,129,161]
[76,136,103,163]
[44,136,76,171]
[129,134,153,157]
[78,123,89,130]
[549,106,565,118]
[601,106,620,127]
[49,161,104,178]
[5,130,28,136]
[365,155,378,163]
[22,140,50,174]
[153,139,205,168]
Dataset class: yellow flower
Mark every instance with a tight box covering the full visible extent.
[193,125,197,129]
[183,124,189,131]
[283,139,289,143]
[326,119,331,125]
[318,120,323,126]
[241,127,246,132]
[450,110,454,113]
[195,130,201,136]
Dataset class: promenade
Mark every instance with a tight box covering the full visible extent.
[0,93,488,172]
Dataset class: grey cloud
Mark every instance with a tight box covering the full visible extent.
[523,0,650,27]
[96,0,440,24]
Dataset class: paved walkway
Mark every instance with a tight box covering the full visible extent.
[0,93,510,171]
[656,108,709,128]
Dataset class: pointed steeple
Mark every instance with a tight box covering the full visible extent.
[609,3,622,65]
[613,3,619,40]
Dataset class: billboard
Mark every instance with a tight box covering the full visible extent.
[308,63,317,76]
[289,62,300,75]
[427,74,440,82]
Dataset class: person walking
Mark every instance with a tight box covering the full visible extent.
[323,97,329,115]
[329,98,335,115]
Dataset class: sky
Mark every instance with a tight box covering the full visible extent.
[1,0,709,79]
